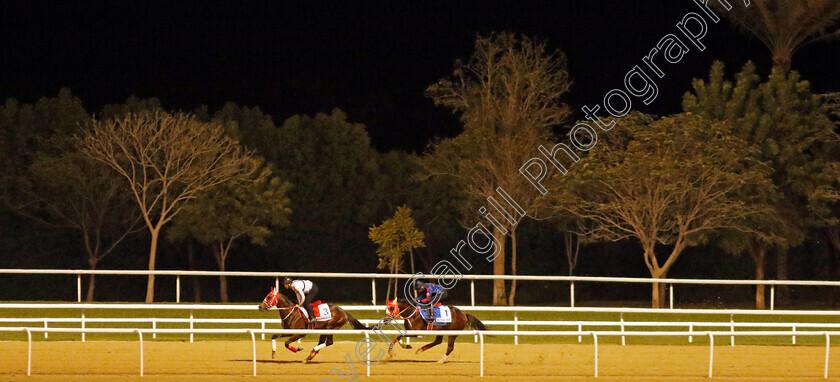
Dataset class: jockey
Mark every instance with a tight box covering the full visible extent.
[413,280,447,322]
[283,277,319,324]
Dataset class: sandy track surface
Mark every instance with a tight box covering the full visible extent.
[1,340,840,381]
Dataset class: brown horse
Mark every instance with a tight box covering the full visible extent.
[258,287,367,362]
[384,299,486,363]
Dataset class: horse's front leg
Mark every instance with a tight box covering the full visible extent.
[285,334,305,353]
[438,336,457,364]
[304,335,330,363]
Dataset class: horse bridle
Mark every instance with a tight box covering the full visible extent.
[264,291,301,321]
[389,303,418,320]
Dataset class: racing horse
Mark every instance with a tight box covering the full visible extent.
[384,298,487,363]
[259,287,367,362]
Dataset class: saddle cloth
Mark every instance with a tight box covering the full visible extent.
[298,301,332,322]
[419,304,452,326]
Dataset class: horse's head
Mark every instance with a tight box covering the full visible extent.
[386,298,413,318]
[259,287,280,311]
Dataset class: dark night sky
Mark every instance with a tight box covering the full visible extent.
[1,1,839,152]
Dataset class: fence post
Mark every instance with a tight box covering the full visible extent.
[730,314,734,346]
[136,329,143,377]
[81,311,85,342]
[770,285,775,310]
[479,332,484,378]
[792,325,796,344]
[578,324,582,343]
[669,285,674,309]
[77,274,82,302]
[593,332,599,378]
[471,280,475,306]
[275,277,279,292]
[825,332,830,379]
[365,331,371,377]
[43,321,48,339]
[570,281,575,307]
[708,332,714,378]
[261,321,265,340]
[514,312,519,345]
[152,320,156,339]
[371,278,376,306]
[249,330,257,376]
[688,323,693,343]
[26,328,31,376]
[190,310,194,343]
[176,276,181,303]
[620,312,625,346]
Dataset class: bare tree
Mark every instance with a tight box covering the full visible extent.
[547,113,776,307]
[424,32,572,305]
[78,111,258,302]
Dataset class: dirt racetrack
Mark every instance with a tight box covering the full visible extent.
[2,340,840,381]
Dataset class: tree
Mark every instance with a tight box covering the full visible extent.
[716,0,840,72]
[423,32,572,305]
[683,61,838,306]
[168,161,291,302]
[77,111,259,302]
[0,89,142,301]
[269,109,395,272]
[369,206,426,300]
[545,113,776,308]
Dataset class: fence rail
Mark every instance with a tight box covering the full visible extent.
[4,302,840,345]
[4,326,837,379]
[3,268,839,308]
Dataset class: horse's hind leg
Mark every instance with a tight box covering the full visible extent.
[438,336,457,364]
[271,333,295,358]
[285,334,305,353]
[415,335,443,355]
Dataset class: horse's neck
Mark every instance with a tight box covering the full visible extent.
[275,293,295,308]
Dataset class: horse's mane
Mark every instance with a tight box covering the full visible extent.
[274,290,295,307]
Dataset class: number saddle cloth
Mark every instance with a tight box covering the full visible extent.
[298,301,332,322]
[418,303,452,326]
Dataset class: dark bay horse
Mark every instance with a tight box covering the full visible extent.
[385,299,487,363]
[259,287,367,362]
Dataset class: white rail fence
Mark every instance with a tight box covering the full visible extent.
[3,326,838,379]
[4,303,840,345]
[4,268,840,308]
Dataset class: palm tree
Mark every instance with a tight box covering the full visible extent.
[718,0,840,72]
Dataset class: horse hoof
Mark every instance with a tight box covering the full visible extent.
[271,350,276,359]
[404,344,413,350]
[302,358,309,364]
[415,348,423,355]
[437,355,448,364]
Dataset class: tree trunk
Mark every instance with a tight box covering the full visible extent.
[564,231,580,276]
[186,239,201,302]
[409,248,415,276]
[750,246,766,309]
[213,245,229,303]
[145,228,159,303]
[651,281,661,309]
[492,227,508,306]
[776,248,788,303]
[507,227,518,306]
[772,50,792,73]
[86,258,98,302]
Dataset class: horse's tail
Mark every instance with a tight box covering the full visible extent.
[466,314,487,331]
[346,312,368,330]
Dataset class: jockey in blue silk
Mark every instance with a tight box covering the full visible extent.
[413,280,447,322]
[283,277,319,324]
